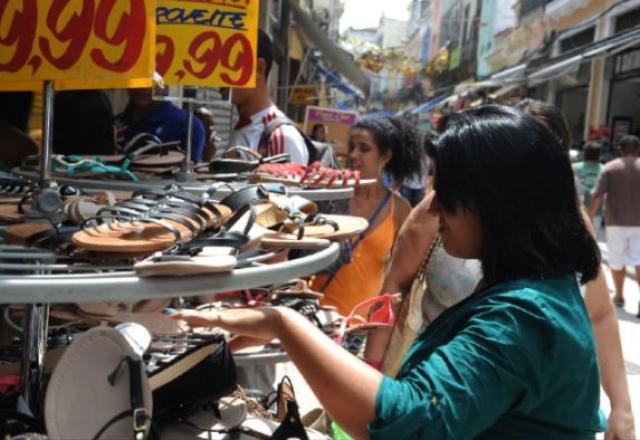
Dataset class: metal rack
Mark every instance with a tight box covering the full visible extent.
[0,243,339,303]
[4,80,350,424]
[3,242,339,419]
[12,170,355,202]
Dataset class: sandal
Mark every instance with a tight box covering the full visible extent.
[72,185,230,253]
[259,213,368,249]
[133,245,238,277]
[209,146,290,174]
[250,162,376,188]
[613,296,625,308]
[98,133,185,168]
[133,185,280,276]
[76,302,185,337]
[268,279,324,301]
[335,293,401,346]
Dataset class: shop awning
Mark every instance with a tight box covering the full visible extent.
[315,64,360,97]
[489,63,526,83]
[527,27,640,86]
[582,26,640,60]
[287,0,371,97]
[453,80,500,94]
[409,93,452,114]
[528,55,582,86]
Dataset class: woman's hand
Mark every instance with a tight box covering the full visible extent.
[168,307,283,342]
[605,406,635,440]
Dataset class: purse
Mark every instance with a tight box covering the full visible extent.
[149,335,238,419]
[380,234,441,377]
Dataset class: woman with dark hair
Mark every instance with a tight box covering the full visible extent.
[309,116,421,315]
[516,97,572,148]
[310,123,327,143]
[171,106,603,438]
[365,101,634,439]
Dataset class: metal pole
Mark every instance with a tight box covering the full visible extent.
[19,302,49,419]
[228,88,234,141]
[277,0,291,113]
[40,81,54,185]
[183,101,194,173]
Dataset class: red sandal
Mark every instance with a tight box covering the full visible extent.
[336,293,401,346]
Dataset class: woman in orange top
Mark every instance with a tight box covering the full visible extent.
[311,116,423,315]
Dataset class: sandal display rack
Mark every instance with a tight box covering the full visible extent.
[1,83,350,425]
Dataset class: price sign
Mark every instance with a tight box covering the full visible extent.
[156,0,259,88]
[0,0,156,89]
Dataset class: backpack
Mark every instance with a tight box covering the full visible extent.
[258,116,341,169]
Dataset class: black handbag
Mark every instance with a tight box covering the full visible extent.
[149,335,237,419]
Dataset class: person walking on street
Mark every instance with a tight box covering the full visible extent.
[574,142,604,211]
[590,135,640,313]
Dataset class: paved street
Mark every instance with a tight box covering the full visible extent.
[278,227,640,435]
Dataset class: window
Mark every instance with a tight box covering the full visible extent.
[615,7,640,33]
[559,27,595,53]
[519,0,547,18]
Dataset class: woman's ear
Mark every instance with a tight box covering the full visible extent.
[380,149,392,167]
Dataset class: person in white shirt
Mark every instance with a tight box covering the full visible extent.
[223,30,309,164]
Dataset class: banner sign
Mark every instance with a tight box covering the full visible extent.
[0,0,156,88]
[289,85,316,105]
[304,106,358,158]
[156,0,259,88]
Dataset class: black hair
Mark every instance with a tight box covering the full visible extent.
[619,134,640,153]
[351,115,423,183]
[311,123,325,135]
[515,98,571,149]
[257,29,273,78]
[583,141,601,162]
[54,90,115,155]
[428,105,600,285]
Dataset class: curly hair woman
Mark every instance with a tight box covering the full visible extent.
[310,115,424,315]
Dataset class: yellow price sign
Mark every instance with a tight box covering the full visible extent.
[156,0,259,87]
[0,0,156,89]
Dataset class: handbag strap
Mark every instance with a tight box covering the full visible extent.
[92,357,150,440]
[379,233,441,377]
[320,191,392,292]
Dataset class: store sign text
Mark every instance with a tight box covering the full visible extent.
[0,0,155,84]
[156,0,258,87]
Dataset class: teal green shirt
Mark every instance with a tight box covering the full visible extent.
[573,161,603,207]
[369,275,604,439]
